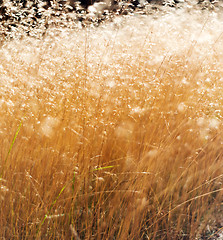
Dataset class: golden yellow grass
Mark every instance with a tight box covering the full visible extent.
[0,13,223,239]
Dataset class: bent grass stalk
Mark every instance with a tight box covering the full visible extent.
[146,188,223,231]
[208,226,223,240]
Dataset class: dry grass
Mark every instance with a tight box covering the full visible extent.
[0,13,223,239]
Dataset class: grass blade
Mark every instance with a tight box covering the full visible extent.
[36,184,67,236]
[1,119,23,178]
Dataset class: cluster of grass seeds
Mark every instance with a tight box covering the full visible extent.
[0,13,222,239]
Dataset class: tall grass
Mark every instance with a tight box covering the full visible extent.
[0,11,222,239]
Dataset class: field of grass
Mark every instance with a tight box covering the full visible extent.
[0,12,223,239]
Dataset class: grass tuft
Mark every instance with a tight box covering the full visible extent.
[0,13,223,239]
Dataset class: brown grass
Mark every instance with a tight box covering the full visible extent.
[0,14,223,239]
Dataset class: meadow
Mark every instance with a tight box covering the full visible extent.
[0,10,223,239]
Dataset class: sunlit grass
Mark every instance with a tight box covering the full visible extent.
[0,12,222,239]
